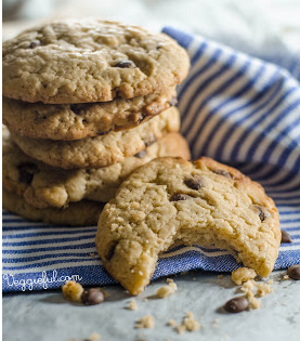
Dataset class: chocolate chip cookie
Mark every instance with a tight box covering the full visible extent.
[10,107,180,169]
[3,89,176,140]
[3,188,102,226]
[3,127,190,208]
[3,19,190,104]
[96,157,280,295]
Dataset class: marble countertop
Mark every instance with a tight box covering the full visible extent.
[3,270,300,341]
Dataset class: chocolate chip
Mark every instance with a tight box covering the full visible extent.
[29,40,41,48]
[81,288,104,305]
[169,97,178,106]
[287,265,300,280]
[212,169,234,179]
[97,129,112,136]
[184,175,204,190]
[144,136,157,147]
[70,104,81,115]
[106,242,117,261]
[134,150,147,158]
[252,205,269,222]
[18,163,37,185]
[114,61,135,68]
[224,296,249,313]
[170,193,193,201]
[281,230,292,243]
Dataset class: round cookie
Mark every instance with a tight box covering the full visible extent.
[3,19,190,104]
[3,189,102,226]
[96,157,280,295]
[3,129,191,208]
[10,106,180,169]
[3,89,177,140]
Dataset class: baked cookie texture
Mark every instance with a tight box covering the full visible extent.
[3,89,176,140]
[3,189,102,226]
[3,128,191,208]
[96,157,280,295]
[2,19,190,104]
[10,107,181,169]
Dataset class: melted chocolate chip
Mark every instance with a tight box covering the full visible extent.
[29,40,41,48]
[212,169,234,179]
[97,129,112,136]
[144,136,157,147]
[184,175,204,190]
[106,242,117,261]
[281,230,292,243]
[287,265,300,280]
[81,288,104,305]
[70,104,81,115]
[114,61,135,68]
[169,97,178,106]
[18,163,37,185]
[224,296,249,313]
[134,150,147,158]
[170,193,193,202]
[252,205,269,222]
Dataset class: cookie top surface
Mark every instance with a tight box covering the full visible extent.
[3,128,190,208]
[3,88,176,140]
[2,19,190,104]
[10,106,180,169]
[96,157,280,295]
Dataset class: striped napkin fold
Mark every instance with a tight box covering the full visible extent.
[2,27,300,292]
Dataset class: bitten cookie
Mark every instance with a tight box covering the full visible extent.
[3,89,176,140]
[96,157,280,295]
[3,19,190,104]
[3,189,102,226]
[3,128,190,208]
[10,107,180,169]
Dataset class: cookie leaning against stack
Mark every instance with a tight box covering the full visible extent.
[2,19,191,225]
[96,157,281,295]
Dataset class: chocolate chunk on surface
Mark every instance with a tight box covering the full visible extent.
[224,296,249,313]
[81,288,104,305]
[281,230,292,243]
[287,265,300,280]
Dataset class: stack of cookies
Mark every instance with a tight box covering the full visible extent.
[2,19,191,226]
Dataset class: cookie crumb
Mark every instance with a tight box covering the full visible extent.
[231,267,256,285]
[167,319,176,327]
[175,312,200,334]
[283,275,290,280]
[156,278,177,298]
[100,288,110,298]
[143,298,148,302]
[218,275,223,280]
[135,315,155,329]
[240,279,272,309]
[212,318,219,327]
[126,299,138,310]
[62,280,84,302]
[84,333,100,341]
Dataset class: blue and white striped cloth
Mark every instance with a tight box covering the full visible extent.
[2,27,300,292]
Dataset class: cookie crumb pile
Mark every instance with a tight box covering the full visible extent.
[2,19,190,225]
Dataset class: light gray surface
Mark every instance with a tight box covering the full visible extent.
[3,270,300,341]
